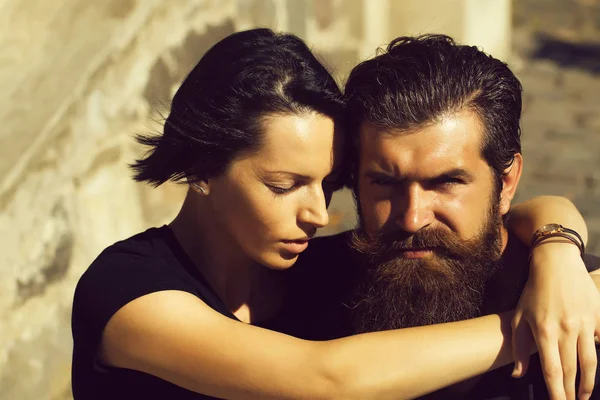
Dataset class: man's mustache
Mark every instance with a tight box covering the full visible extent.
[351,227,477,261]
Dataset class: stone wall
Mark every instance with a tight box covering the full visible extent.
[0,1,511,398]
[511,0,600,253]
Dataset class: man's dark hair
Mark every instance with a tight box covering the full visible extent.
[131,28,344,186]
[344,34,523,189]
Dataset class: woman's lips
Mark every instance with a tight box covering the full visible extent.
[280,239,310,254]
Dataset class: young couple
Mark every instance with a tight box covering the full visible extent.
[72,29,600,400]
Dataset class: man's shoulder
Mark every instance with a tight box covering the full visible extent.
[282,230,359,340]
[286,230,360,293]
[296,230,355,271]
[310,230,353,255]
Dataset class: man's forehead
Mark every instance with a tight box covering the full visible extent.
[360,111,484,175]
[359,111,485,164]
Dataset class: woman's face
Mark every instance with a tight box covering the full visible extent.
[206,112,342,269]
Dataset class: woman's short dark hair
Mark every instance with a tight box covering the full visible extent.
[131,28,344,186]
[344,34,523,189]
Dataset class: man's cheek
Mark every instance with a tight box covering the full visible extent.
[358,199,376,231]
[456,208,488,240]
[367,201,391,233]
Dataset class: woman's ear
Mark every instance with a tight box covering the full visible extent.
[188,177,210,195]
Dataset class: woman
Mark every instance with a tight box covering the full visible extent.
[72,28,598,399]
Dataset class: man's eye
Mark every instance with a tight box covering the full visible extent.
[432,177,464,188]
[443,177,464,185]
[371,178,395,186]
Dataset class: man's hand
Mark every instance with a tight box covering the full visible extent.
[511,242,600,400]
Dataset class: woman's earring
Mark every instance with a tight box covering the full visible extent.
[191,181,208,195]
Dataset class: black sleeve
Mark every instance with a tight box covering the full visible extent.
[72,251,197,359]
[584,253,600,273]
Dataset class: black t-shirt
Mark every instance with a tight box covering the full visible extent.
[289,231,600,399]
[282,231,362,340]
[72,226,280,400]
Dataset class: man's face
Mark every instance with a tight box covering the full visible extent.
[350,109,510,331]
[357,109,503,242]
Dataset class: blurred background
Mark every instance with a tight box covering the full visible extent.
[0,0,599,398]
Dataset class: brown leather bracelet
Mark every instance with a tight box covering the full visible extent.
[531,223,585,255]
[531,232,585,258]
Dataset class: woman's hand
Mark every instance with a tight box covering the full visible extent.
[512,242,600,400]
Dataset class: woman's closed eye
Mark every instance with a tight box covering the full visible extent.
[266,183,299,194]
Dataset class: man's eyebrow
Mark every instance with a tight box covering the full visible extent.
[363,168,475,182]
[364,170,399,180]
[434,168,474,181]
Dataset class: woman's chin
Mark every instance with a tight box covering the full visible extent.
[261,252,300,270]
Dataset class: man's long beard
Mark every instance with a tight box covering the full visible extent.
[349,204,503,333]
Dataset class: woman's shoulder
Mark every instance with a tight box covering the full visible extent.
[76,226,184,292]
[72,226,203,342]
[96,225,175,262]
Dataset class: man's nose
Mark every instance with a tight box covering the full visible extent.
[394,185,434,234]
[299,188,330,228]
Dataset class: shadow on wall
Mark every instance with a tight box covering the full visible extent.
[532,33,600,74]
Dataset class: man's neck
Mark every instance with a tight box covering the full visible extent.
[481,228,531,315]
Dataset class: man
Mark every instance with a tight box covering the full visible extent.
[286,35,600,399]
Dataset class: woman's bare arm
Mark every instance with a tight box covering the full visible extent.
[505,195,599,400]
[507,195,588,245]
[101,290,514,400]
[101,195,594,400]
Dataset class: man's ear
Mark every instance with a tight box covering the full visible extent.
[499,153,523,216]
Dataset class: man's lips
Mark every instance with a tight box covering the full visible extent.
[396,247,435,259]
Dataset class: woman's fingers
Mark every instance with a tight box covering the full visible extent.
[511,314,533,378]
[557,327,578,400]
[530,319,598,400]
[577,329,598,400]
[534,328,567,400]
